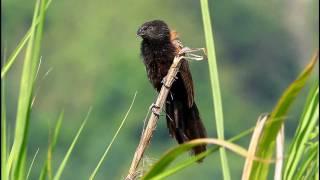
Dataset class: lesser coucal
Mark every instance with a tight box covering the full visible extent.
[137,20,207,158]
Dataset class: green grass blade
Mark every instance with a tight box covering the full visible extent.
[142,138,266,180]
[250,51,319,179]
[143,120,287,179]
[17,148,27,180]
[26,148,39,180]
[283,81,319,179]
[199,0,230,179]
[11,0,47,178]
[295,142,318,179]
[53,107,92,180]
[39,110,64,180]
[142,126,256,179]
[148,148,215,180]
[1,0,53,79]
[1,69,7,180]
[6,0,41,175]
[89,92,137,180]
[1,31,32,79]
[51,111,64,150]
[316,146,319,180]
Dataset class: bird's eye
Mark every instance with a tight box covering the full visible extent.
[149,26,154,30]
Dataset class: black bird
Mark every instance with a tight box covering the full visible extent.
[137,20,207,159]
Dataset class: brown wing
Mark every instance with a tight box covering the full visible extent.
[180,59,194,108]
[170,31,195,108]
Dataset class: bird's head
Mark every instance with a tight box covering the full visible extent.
[137,20,170,42]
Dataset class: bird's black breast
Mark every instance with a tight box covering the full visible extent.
[141,40,176,90]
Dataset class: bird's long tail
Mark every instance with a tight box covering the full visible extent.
[165,100,207,161]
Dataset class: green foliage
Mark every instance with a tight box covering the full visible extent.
[142,138,250,180]
[295,140,318,179]
[250,52,318,179]
[1,0,52,79]
[2,1,92,179]
[6,0,45,179]
[283,81,319,179]
[142,126,256,179]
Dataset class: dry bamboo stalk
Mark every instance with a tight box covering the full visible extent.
[125,55,184,180]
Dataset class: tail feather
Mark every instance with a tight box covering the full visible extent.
[185,103,207,157]
[165,99,207,161]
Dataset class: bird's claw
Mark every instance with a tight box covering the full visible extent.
[179,47,192,55]
[178,47,206,61]
[161,76,167,84]
[150,103,160,117]
[161,76,178,87]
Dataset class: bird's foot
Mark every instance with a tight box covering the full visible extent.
[161,75,178,89]
[149,103,160,117]
[179,47,206,61]
[161,76,167,84]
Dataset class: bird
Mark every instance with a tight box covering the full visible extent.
[137,20,207,159]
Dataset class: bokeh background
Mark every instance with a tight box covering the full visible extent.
[1,0,319,179]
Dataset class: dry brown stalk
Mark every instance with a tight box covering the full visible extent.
[125,54,185,180]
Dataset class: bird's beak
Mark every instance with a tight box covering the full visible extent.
[136,27,145,37]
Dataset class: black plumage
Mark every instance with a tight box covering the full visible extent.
[137,20,207,158]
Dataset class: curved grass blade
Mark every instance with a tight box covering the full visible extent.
[250,50,319,179]
[142,137,272,180]
[89,92,137,180]
[142,126,255,179]
[200,0,230,179]
[142,117,282,179]
[53,107,92,180]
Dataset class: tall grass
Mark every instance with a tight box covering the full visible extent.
[249,51,319,179]
[2,70,8,180]
[200,0,231,179]
[7,0,46,179]
[1,0,53,79]
[1,0,94,179]
[283,81,319,179]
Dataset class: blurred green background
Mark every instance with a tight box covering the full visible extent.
[1,0,319,179]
